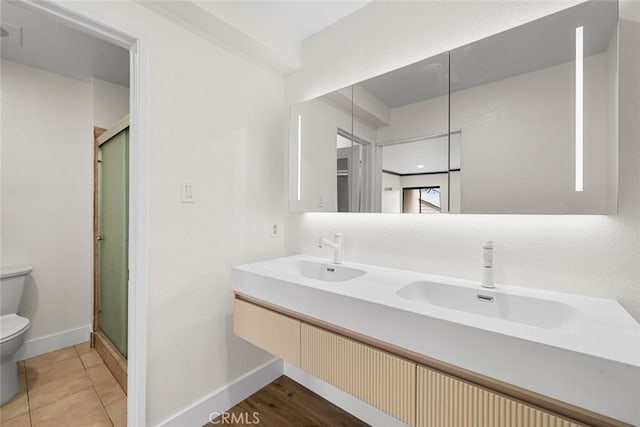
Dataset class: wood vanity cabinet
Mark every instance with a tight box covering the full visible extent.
[416,365,583,427]
[233,297,615,427]
[233,299,301,366]
[301,323,416,425]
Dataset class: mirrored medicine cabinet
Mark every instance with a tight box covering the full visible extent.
[289,0,619,214]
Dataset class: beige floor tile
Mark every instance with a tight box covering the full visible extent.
[0,391,28,421]
[80,349,104,369]
[87,363,126,405]
[26,355,84,389]
[28,369,93,410]
[75,341,91,355]
[1,412,31,427]
[105,396,127,427]
[30,388,112,427]
[25,346,77,369]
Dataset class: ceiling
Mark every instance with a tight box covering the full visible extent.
[358,0,617,110]
[0,0,372,85]
[1,1,129,86]
[244,1,373,40]
[382,133,461,175]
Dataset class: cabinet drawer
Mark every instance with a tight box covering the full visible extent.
[233,299,301,366]
[301,323,416,425]
[417,365,584,427]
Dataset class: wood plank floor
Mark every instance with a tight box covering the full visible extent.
[205,376,369,426]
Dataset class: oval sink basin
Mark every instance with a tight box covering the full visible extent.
[396,281,575,329]
[268,259,366,283]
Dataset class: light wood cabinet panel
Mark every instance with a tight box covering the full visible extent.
[233,299,301,366]
[417,365,584,427]
[301,323,416,425]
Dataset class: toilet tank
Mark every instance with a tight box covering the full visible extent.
[0,266,33,315]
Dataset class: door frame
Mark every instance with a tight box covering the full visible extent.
[23,2,149,426]
[93,126,107,338]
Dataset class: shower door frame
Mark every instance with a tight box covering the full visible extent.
[93,126,106,339]
[95,116,130,358]
[21,2,150,426]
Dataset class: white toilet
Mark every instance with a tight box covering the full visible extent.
[0,266,32,405]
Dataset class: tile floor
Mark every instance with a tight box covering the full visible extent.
[0,342,126,426]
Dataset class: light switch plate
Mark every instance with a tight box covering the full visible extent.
[181,180,196,203]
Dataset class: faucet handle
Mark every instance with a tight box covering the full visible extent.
[483,241,494,267]
[330,231,343,246]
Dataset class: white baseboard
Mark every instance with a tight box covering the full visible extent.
[157,358,283,427]
[16,325,91,361]
[284,362,410,427]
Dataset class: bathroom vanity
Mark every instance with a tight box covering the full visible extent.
[232,256,640,427]
[253,1,638,425]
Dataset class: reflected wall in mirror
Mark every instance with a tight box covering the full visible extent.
[451,0,618,214]
[289,0,618,214]
[289,87,352,212]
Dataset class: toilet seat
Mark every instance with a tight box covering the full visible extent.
[0,314,30,344]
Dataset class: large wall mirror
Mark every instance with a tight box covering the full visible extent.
[289,0,618,214]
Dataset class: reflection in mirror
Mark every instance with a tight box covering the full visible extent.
[378,131,461,213]
[450,0,618,214]
[336,130,372,212]
[289,0,618,215]
[353,51,450,213]
[289,87,352,212]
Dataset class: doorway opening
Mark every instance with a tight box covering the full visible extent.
[4,2,148,425]
[402,186,442,213]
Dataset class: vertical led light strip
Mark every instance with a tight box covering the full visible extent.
[297,114,302,201]
[575,26,584,192]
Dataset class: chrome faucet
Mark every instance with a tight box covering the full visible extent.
[318,231,343,264]
[481,241,494,289]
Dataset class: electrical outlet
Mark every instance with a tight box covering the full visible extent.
[271,223,280,238]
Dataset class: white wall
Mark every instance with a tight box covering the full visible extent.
[93,78,129,130]
[381,172,401,213]
[286,1,640,322]
[58,2,287,424]
[1,60,93,342]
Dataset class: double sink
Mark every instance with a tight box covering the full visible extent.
[265,258,572,330]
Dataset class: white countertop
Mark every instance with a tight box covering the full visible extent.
[232,254,640,425]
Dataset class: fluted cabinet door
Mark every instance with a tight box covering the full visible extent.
[416,365,584,427]
[301,324,416,425]
[233,299,301,366]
